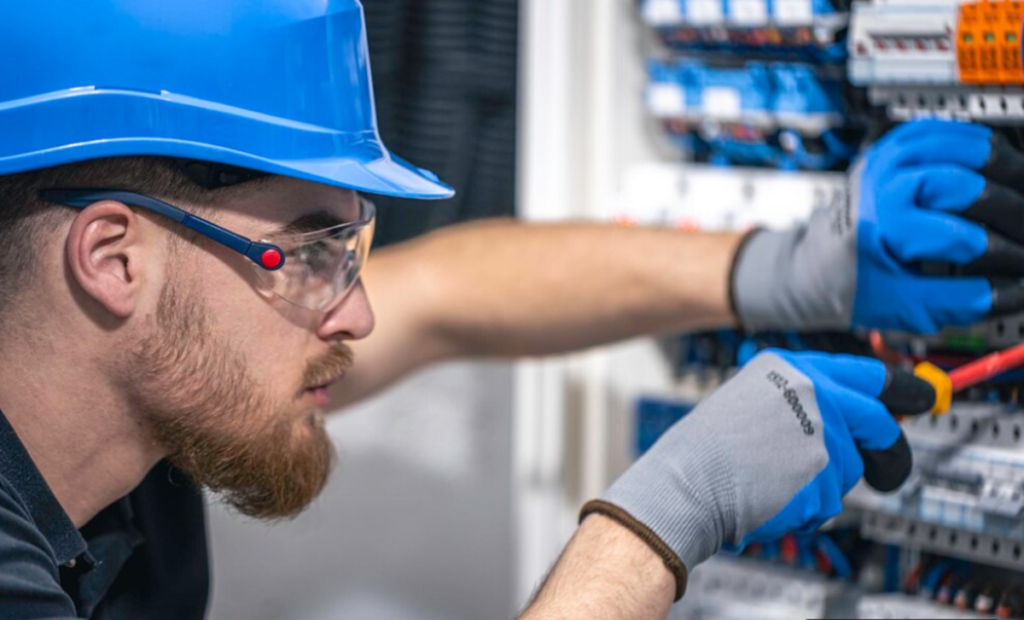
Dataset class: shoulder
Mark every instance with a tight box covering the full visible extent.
[0,475,77,618]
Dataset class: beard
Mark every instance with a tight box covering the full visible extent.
[123,277,352,520]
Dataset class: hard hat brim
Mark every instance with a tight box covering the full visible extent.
[0,137,455,200]
[0,89,455,200]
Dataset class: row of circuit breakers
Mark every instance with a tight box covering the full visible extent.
[642,0,1024,171]
[632,0,1024,618]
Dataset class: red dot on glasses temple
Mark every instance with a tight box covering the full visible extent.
[260,249,282,269]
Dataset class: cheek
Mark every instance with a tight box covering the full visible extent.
[198,259,319,390]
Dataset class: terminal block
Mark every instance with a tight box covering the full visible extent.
[859,593,995,618]
[850,404,1024,569]
[849,0,961,85]
[612,163,845,231]
[646,60,856,168]
[673,555,855,619]
[640,0,849,59]
[849,0,1024,120]
[956,0,1024,85]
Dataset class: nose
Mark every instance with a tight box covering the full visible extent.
[317,279,374,341]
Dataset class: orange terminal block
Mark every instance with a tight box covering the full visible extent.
[957,0,1024,85]
[1000,0,1024,83]
[957,1,981,83]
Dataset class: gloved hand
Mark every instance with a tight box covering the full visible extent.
[732,119,1024,333]
[581,350,934,600]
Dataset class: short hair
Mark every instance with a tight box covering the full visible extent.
[0,156,269,317]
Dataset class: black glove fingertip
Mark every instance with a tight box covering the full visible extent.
[961,232,1024,278]
[989,281,1024,317]
[962,181,1024,247]
[860,431,913,493]
[982,133,1024,196]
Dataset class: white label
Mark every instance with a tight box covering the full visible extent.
[773,0,813,25]
[642,0,683,25]
[703,87,742,119]
[647,83,686,117]
[687,0,724,25]
[730,0,769,25]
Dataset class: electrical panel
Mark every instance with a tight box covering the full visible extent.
[515,1,1024,617]
[624,0,1024,617]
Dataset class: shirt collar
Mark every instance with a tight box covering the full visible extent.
[0,406,87,564]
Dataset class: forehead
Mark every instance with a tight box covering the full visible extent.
[209,177,360,233]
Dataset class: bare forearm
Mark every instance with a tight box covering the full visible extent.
[519,515,676,620]
[414,219,742,358]
[333,219,742,407]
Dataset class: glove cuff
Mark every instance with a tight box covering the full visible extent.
[732,227,791,331]
[731,222,855,331]
[597,414,738,580]
[728,227,766,326]
[580,500,689,601]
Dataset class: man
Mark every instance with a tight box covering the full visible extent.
[1,2,1024,619]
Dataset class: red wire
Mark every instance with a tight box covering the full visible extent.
[948,341,1024,393]
[869,331,907,365]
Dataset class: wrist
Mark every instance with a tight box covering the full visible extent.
[525,514,676,620]
[580,501,688,601]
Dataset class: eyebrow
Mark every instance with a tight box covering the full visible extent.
[274,211,348,236]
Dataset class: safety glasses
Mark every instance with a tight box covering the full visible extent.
[39,189,376,312]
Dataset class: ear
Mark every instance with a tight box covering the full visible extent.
[65,201,148,319]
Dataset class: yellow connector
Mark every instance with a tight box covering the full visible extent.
[914,361,953,415]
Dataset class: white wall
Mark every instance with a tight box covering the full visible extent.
[206,361,515,620]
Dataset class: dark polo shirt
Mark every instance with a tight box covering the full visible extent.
[0,407,209,618]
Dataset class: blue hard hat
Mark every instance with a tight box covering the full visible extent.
[0,0,454,200]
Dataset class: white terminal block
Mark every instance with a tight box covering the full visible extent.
[687,0,726,25]
[641,0,685,26]
[773,0,815,26]
[858,594,993,619]
[730,0,770,26]
[646,83,688,118]
[874,86,1024,123]
[848,403,1024,565]
[612,163,844,232]
[678,556,851,620]
[848,0,959,86]
[702,87,744,121]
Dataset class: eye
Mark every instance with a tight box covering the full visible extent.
[294,242,333,272]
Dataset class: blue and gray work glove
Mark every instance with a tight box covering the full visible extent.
[732,119,1024,333]
[581,350,936,600]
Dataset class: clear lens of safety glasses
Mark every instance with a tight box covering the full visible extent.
[254,198,376,311]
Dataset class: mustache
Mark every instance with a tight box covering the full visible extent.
[302,343,355,390]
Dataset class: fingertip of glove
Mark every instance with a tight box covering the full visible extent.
[983,133,1024,194]
[859,431,913,494]
[990,281,1024,317]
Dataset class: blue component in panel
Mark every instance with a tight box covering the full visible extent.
[635,397,696,456]
[796,535,817,570]
[645,60,700,119]
[692,63,773,119]
[809,0,837,16]
[645,61,858,170]
[770,64,844,117]
[647,59,677,86]
[737,339,760,366]
[703,136,783,167]
[778,129,857,170]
